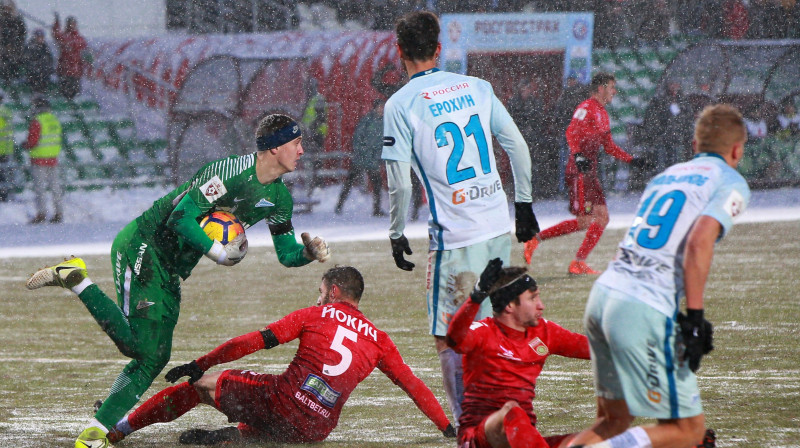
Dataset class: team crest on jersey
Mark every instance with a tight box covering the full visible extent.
[255,198,274,207]
[723,190,745,218]
[200,175,227,203]
[528,337,549,356]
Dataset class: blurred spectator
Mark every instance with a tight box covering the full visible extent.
[23,96,63,224]
[336,99,385,217]
[0,1,26,85]
[52,13,88,100]
[507,76,555,198]
[744,103,773,140]
[748,0,783,38]
[594,0,627,48]
[776,99,800,138]
[721,0,750,39]
[24,29,55,96]
[642,81,695,168]
[636,0,671,45]
[0,88,14,201]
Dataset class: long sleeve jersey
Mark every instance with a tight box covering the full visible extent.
[447,300,589,430]
[565,97,633,176]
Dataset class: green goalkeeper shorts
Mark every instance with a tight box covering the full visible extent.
[111,221,181,324]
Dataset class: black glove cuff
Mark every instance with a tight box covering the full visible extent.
[686,308,704,325]
[470,289,488,304]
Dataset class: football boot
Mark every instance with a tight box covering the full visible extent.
[26,257,88,290]
[75,426,111,448]
[568,260,601,275]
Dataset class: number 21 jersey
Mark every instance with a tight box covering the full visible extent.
[382,68,530,250]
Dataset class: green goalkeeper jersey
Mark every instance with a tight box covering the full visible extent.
[135,152,310,279]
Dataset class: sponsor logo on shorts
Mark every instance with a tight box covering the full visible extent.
[452,180,503,205]
[300,373,340,409]
[528,337,549,356]
[200,175,227,203]
[646,340,662,403]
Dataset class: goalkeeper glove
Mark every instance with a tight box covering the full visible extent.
[302,232,331,262]
[574,153,591,173]
[442,423,456,438]
[390,235,415,271]
[205,233,248,266]
[165,360,205,384]
[470,258,503,303]
[514,202,540,243]
[677,309,714,372]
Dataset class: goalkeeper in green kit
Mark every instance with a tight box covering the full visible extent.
[26,113,331,448]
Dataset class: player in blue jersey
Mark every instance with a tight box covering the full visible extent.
[568,104,750,448]
[382,11,540,424]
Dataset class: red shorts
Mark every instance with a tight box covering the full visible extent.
[215,369,326,443]
[566,172,605,216]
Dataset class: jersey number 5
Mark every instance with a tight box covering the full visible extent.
[435,114,491,185]
[323,325,357,376]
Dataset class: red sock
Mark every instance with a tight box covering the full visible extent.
[576,221,605,260]
[539,219,579,241]
[128,382,201,431]
[503,406,548,448]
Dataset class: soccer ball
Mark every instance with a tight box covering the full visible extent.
[199,211,245,245]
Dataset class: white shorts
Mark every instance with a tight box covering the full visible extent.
[426,233,511,336]
[584,283,703,419]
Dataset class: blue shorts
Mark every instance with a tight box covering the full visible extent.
[425,234,511,336]
[584,283,703,419]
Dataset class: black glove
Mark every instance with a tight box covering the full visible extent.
[390,235,415,271]
[630,157,655,171]
[470,258,504,303]
[165,360,205,384]
[677,309,714,372]
[574,153,591,173]
[442,423,457,438]
[514,202,540,243]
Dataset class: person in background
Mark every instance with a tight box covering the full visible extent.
[23,95,63,223]
[52,13,87,100]
[525,72,651,275]
[776,99,800,138]
[0,1,26,85]
[336,98,386,217]
[0,87,15,201]
[24,29,55,96]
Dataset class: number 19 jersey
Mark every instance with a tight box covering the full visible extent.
[382,68,530,250]
[597,153,750,317]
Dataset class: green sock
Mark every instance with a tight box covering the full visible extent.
[78,284,136,354]
[94,359,158,430]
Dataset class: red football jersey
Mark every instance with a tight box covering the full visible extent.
[565,97,632,176]
[448,301,590,430]
[264,302,450,437]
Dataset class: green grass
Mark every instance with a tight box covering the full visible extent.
[1,221,799,447]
